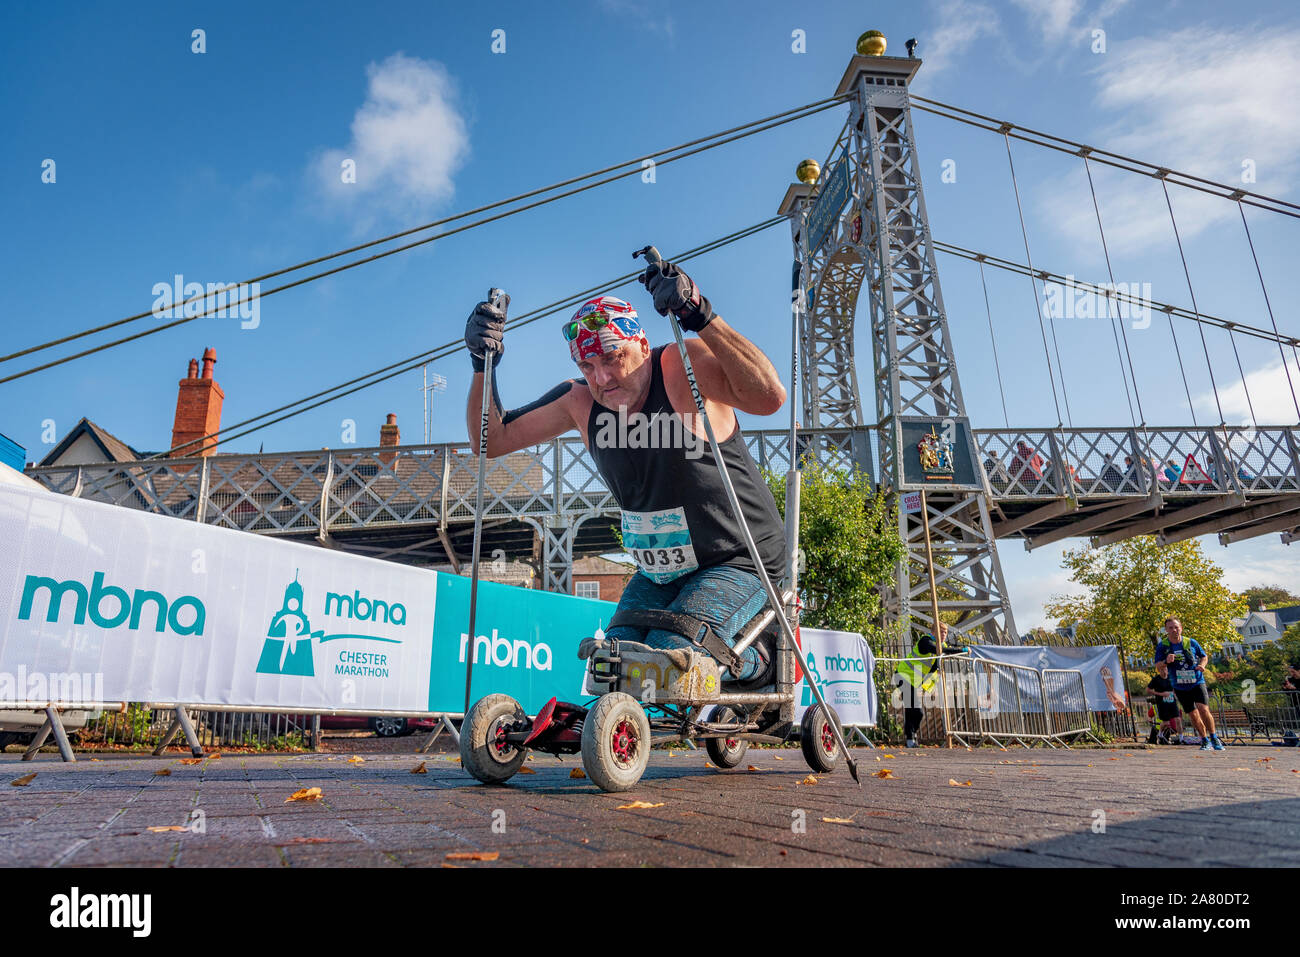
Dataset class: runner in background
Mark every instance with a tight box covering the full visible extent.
[1153,617,1224,752]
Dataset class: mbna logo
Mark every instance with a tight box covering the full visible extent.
[18,572,205,636]
[324,590,406,626]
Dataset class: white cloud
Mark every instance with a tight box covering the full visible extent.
[1037,25,1300,256]
[918,0,1005,79]
[314,54,469,224]
[1194,352,1300,426]
[1010,0,1085,44]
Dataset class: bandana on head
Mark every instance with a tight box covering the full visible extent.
[566,296,647,362]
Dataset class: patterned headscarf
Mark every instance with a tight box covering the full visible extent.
[565,296,648,362]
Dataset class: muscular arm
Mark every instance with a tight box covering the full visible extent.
[465,376,580,457]
[662,317,787,417]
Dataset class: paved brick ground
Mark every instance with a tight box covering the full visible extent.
[3,745,1298,867]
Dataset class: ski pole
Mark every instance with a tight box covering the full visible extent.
[633,246,861,784]
[463,287,507,715]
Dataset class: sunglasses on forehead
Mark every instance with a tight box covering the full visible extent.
[561,310,615,342]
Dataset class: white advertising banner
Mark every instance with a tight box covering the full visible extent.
[967,644,1127,711]
[794,628,876,726]
[0,483,438,712]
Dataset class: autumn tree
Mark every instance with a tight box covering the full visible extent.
[1240,585,1300,611]
[765,461,905,643]
[1043,536,1246,663]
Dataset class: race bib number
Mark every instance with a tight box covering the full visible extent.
[1175,668,1197,685]
[1162,693,1175,703]
[622,507,698,584]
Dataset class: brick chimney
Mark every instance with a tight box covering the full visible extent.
[170,347,224,457]
[379,413,400,464]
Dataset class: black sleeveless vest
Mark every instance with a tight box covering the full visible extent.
[585,345,786,583]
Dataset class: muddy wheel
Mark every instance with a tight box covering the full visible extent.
[800,703,843,773]
[460,693,528,785]
[704,705,749,769]
[580,692,651,792]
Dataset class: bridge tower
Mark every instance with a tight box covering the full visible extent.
[778,37,1017,649]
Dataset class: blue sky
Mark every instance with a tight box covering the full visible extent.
[2,0,1298,628]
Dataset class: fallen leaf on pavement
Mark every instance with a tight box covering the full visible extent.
[746,765,764,772]
[882,753,896,759]
[801,775,818,785]
[447,756,461,763]
[517,766,537,775]
[773,755,784,760]
[286,787,323,803]
[411,762,427,774]
[704,762,716,770]
[873,768,894,779]
[147,825,186,833]
[949,779,972,787]
[10,773,37,787]
[822,815,858,824]
[446,851,499,861]
[207,752,222,759]
[348,756,365,764]
[616,801,665,810]
[154,768,171,776]
[569,768,586,779]
[180,758,203,765]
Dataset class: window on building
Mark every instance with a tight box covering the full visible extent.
[574,581,600,600]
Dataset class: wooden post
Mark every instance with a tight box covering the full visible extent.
[920,490,953,747]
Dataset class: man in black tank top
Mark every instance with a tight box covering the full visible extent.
[463,259,788,681]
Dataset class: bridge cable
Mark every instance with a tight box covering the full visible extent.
[1237,200,1300,423]
[912,96,1300,221]
[160,217,783,457]
[1226,327,1259,428]
[934,240,1300,352]
[0,95,846,383]
[1002,132,1067,429]
[1081,153,1142,427]
[1159,180,1224,427]
[975,257,1010,428]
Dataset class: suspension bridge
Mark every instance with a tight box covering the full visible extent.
[14,36,1300,648]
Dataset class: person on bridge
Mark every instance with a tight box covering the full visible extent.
[1153,616,1224,751]
[462,259,788,686]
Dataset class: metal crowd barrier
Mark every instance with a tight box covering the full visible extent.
[1212,690,1300,744]
[875,656,1103,749]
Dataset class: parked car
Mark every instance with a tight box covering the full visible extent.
[0,709,94,751]
[307,714,440,738]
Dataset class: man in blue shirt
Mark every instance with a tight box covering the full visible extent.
[1153,617,1223,751]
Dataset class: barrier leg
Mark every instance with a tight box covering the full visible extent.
[175,708,202,756]
[419,714,459,753]
[22,716,55,761]
[40,708,76,762]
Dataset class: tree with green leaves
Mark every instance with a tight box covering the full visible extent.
[1043,536,1246,663]
[1236,626,1300,691]
[1240,585,1300,612]
[765,461,905,645]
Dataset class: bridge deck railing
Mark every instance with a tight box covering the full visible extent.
[23,425,1299,535]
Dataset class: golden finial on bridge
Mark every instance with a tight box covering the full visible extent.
[857,30,887,56]
[796,159,821,185]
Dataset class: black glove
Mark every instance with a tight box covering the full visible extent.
[638,260,715,332]
[465,294,509,372]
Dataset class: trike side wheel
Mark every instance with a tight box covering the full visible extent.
[580,692,651,792]
[460,693,528,785]
[704,705,749,769]
[800,703,843,773]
